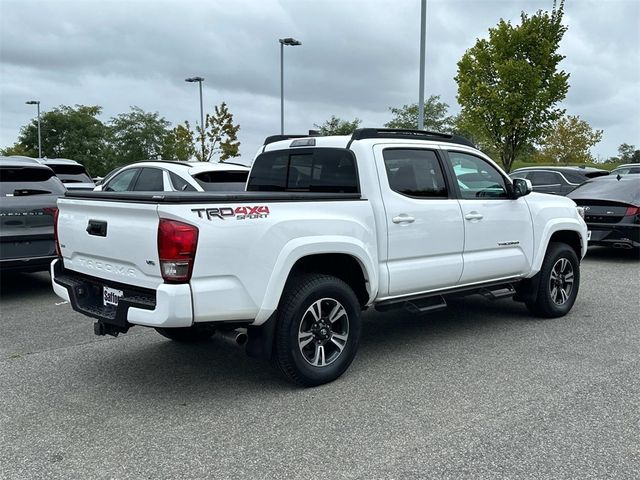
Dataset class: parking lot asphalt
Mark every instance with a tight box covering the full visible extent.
[1,247,638,480]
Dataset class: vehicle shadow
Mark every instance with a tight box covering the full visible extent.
[79,295,534,396]
[0,271,52,300]
[583,246,640,263]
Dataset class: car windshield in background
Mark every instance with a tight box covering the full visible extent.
[48,165,93,183]
[0,167,66,196]
[193,171,248,191]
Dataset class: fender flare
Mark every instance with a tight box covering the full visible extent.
[529,220,587,276]
[252,236,378,324]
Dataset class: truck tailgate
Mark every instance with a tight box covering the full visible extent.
[58,198,162,289]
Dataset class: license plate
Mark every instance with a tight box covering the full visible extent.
[587,230,592,241]
[103,286,123,307]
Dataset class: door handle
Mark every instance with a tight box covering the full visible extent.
[392,215,415,224]
[464,212,484,221]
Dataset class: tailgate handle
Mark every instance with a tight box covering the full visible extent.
[86,220,107,237]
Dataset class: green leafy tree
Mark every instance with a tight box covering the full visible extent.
[6,104,108,175]
[314,115,362,135]
[163,123,196,161]
[108,107,173,167]
[617,143,640,163]
[537,115,603,164]
[455,0,569,172]
[385,95,453,132]
[194,102,241,162]
[0,143,33,157]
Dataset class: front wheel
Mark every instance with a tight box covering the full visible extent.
[526,242,580,318]
[275,274,361,387]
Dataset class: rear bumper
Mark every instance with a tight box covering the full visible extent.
[587,223,640,248]
[51,259,193,328]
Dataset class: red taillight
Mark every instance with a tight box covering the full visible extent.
[157,219,199,283]
[624,206,640,216]
[43,207,61,257]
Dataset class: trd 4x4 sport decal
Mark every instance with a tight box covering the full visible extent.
[191,206,270,220]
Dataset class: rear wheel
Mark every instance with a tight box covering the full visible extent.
[526,242,580,318]
[275,274,361,387]
[155,324,215,343]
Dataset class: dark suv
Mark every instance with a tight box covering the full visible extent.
[509,166,609,196]
[0,157,66,271]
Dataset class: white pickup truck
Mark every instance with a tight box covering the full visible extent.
[52,129,588,386]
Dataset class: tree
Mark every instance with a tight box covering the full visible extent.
[385,95,453,132]
[163,123,196,161]
[314,115,362,135]
[455,0,569,172]
[108,107,173,167]
[193,102,241,162]
[0,143,33,157]
[617,143,640,163]
[537,115,603,164]
[6,104,109,175]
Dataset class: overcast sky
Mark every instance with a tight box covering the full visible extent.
[1,0,638,163]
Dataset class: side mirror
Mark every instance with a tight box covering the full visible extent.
[512,178,532,198]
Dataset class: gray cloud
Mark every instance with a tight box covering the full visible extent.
[1,0,638,162]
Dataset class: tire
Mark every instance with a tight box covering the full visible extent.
[275,274,361,387]
[526,242,580,318]
[155,324,215,343]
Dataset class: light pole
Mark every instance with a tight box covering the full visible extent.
[418,0,427,130]
[185,76,205,160]
[279,37,302,135]
[25,100,42,158]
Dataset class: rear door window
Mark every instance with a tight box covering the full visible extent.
[529,171,563,186]
[248,148,359,193]
[383,149,448,198]
[132,168,165,191]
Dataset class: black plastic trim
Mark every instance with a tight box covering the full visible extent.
[64,190,363,204]
[375,278,522,309]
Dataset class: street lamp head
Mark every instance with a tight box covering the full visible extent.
[185,77,205,83]
[25,100,40,105]
[279,37,302,46]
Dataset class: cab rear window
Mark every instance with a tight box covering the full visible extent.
[248,148,359,193]
[0,167,66,196]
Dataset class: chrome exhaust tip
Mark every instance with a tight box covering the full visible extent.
[218,328,248,346]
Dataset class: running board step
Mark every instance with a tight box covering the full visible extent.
[479,284,516,300]
[376,295,447,314]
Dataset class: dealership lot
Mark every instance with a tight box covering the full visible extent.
[1,247,638,479]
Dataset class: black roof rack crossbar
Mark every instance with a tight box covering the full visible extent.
[350,128,474,147]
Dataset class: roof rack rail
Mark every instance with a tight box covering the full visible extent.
[263,135,308,146]
[349,128,474,147]
[263,130,322,146]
